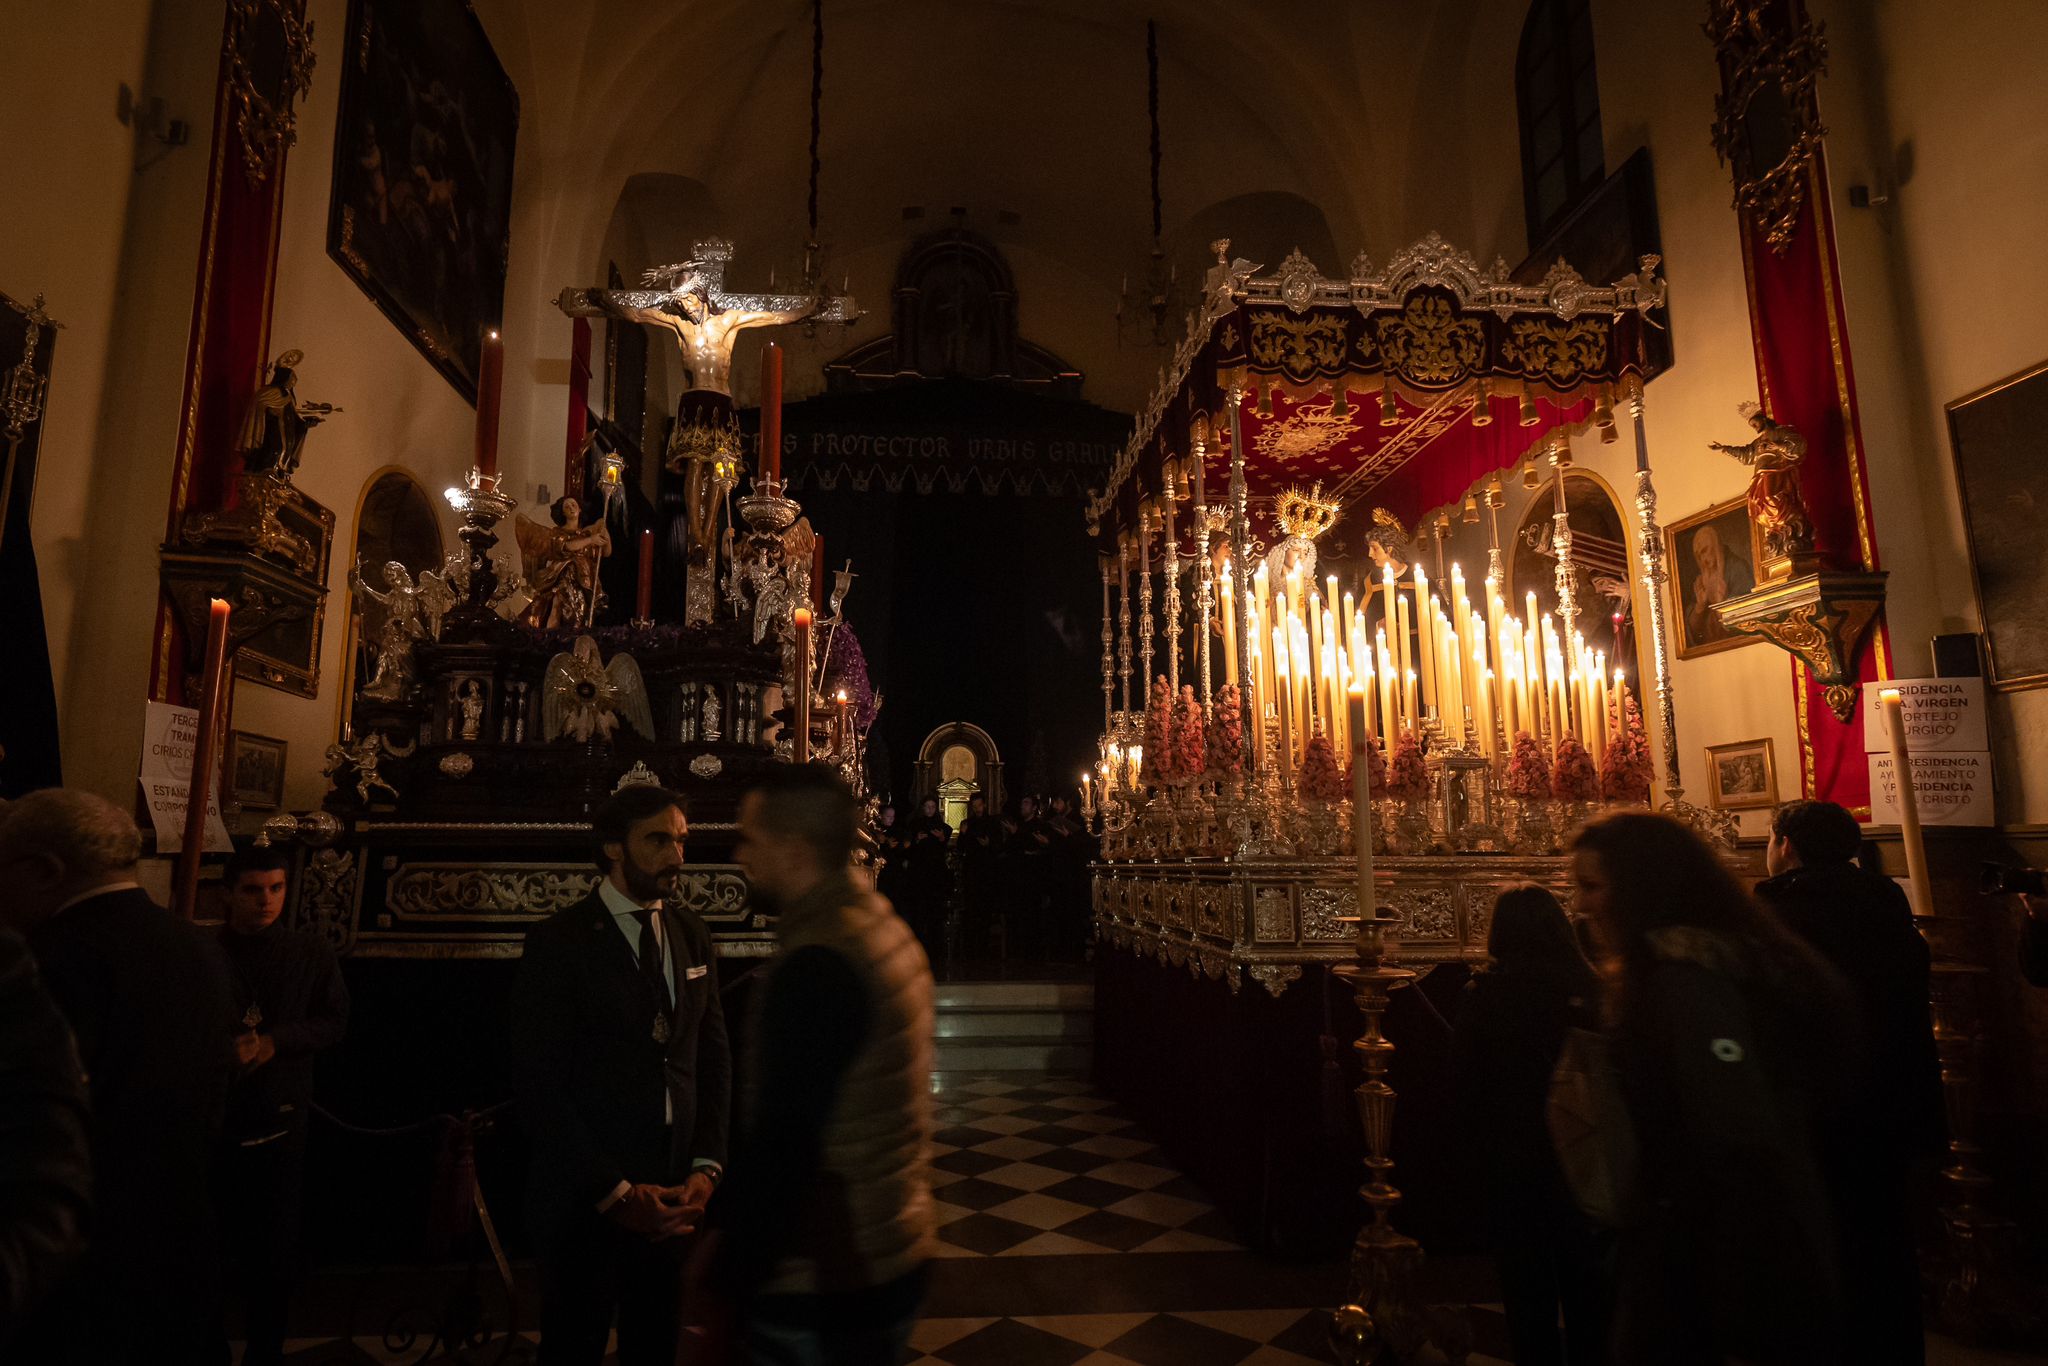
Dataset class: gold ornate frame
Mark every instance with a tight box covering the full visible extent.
[1705,737,1777,811]
[1706,1,1829,255]
[1664,495,1767,660]
[226,0,318,188]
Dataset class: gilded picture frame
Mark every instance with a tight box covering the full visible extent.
[327,0,518,401]
[229,731,288,810]
[1705,738,1777,812]
[1946,357,2048,692]
[1665,496,1766,659]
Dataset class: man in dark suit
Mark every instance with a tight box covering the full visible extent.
[0,923,90,1348]
[0,788,236,1365]
[1758,799,1944,1366]
[509,784,731,1366]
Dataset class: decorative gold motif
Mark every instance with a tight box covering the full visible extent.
[1253,886,1292,942]
[1248,963,1302,997]
[226,0,318,188]
[384,863,751,923]
[1300,886,1359,941]
[1714,567,1888,721]
[1374,294,1485,387]
[1252,399,1358,465]
[1273,484,1342,542]
[297,848,358,955]
[1501,317,1609,385]
[181,471,326,574]
[1274,248,1323,314]
[1706,1,1829,255]
[1248,313,1351,382]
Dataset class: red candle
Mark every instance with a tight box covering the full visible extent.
[792,606,813,764]
[761,342,784,485]
[474,326,504,478]
[636,529,654,621]
[175,598,231,920]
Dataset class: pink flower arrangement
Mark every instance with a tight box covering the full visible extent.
[1600,688,1653,803]
[1299,726,1346,803]
[1139,676,1172,790]
[1172,685,1206,784]
[1343,735,1387,798]
[1387,730,1430,802]
[1506,731,1550,801]
[1206,684,1245,778]
[1551,735,1601,802]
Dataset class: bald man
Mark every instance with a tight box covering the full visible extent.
[0,789,236,1365]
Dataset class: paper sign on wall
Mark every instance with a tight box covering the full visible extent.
[1867,751,1995,827]
[139,700,233,854]
[1860,678,1987,753]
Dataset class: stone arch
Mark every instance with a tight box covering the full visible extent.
[914,721,1004,822]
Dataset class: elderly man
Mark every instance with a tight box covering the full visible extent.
[0,789,236,1364]
[509,784,731,1366]
[705,763,936,1363]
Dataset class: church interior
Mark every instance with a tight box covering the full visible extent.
[6,0,2048,1362]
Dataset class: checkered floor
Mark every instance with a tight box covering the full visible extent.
[905,1309,1345,1366]
[926,1074,1246,1259]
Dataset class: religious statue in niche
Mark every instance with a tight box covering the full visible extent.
[236,350,341,484]
[1364,507,1417,578]
[350,560,427,700]
[513,495,611,630]
[1709,401,1812,574]
[456,678,487,741]
[541,636,655,744]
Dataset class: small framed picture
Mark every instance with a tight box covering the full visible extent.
[1705,739,1778,811]
[229,732,288,810]
[1665,496,1766,659]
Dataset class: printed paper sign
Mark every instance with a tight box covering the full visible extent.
[1867,750,1995,828]
[1862,678,1987,754]
[139,701,233,854]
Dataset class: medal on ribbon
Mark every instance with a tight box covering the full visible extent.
[652,1013,671,1044]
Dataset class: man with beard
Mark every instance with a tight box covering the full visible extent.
[509,786,731,1366]
[701,763,935,1362]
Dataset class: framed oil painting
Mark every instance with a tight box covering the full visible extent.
[1705,738,1777,811]
[1665,496,1764,659]
[328,0,517,401]
[1947,358,2048,690]
[229,731,288,810]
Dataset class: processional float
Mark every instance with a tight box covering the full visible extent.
[1081,234,1713,1359]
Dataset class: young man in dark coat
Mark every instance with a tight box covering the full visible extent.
[509,785,731,1366]
[0,923,90,1348]
[1757,799,1945,1366]
[0,788,237,1365]
[217,844,351,1366]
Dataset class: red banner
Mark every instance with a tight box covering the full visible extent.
[150,4,299,701]
[1727,74,1893,810]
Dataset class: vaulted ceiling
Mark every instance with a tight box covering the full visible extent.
[483,0,1534,414]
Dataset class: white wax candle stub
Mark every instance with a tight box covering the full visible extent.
[1861,678,1987,753]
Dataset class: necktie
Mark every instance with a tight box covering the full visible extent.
[632,908,672,1013]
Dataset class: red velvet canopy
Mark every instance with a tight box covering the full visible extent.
[1089,235,1670,557]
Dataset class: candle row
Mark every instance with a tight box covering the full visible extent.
[1214,556,1637,775]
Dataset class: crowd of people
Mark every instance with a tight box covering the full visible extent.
[872,789,1095,964]
[1452,802,1946,1366]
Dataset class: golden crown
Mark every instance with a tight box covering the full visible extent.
[1273,483,1342,542]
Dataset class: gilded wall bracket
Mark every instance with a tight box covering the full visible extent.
[1714,568,1887,721]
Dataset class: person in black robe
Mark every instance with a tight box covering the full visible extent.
[1004,796,1056,962]
[217,845,351,1366]
[0,923,90,1348]
[873,804,909,910]
[956,795,1004,959]
[1451,885,1611,1366]
[1042,794,1091,962]
[0,789,236,1365]
[902,798,953,956]
[1757,800,1945,1366]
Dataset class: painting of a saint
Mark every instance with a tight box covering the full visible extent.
[1666,498,1763,658]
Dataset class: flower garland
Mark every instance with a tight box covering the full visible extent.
[1139,676,1172,790]
[1205,683,1245,779]
[1172,685,1206,784]
[1299,726,1346,803]
[1387,730,1430,802]
[1600,687,1654,804]
[1506,731,1550,801]
[1343,734,1387,798]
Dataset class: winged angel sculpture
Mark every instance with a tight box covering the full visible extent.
[543,636,655,744]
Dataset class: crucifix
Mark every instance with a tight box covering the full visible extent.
[556,238,858,396]
[556,239,858,623]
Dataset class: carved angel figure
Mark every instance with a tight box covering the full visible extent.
[323,733,400,805]
[542,636,655,744]
[1710,402,1812,567]
[416,555,461,638]
[351,560,426,701]
[514,496,612,631]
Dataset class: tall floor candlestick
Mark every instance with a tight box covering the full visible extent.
[793,606,814,763]
[1881,689,1933,919]
[174,598,231,920]
[474,327,503,478]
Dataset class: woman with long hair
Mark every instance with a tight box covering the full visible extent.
[1452,885,1611,1366]
[1570,811,1855,1365]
